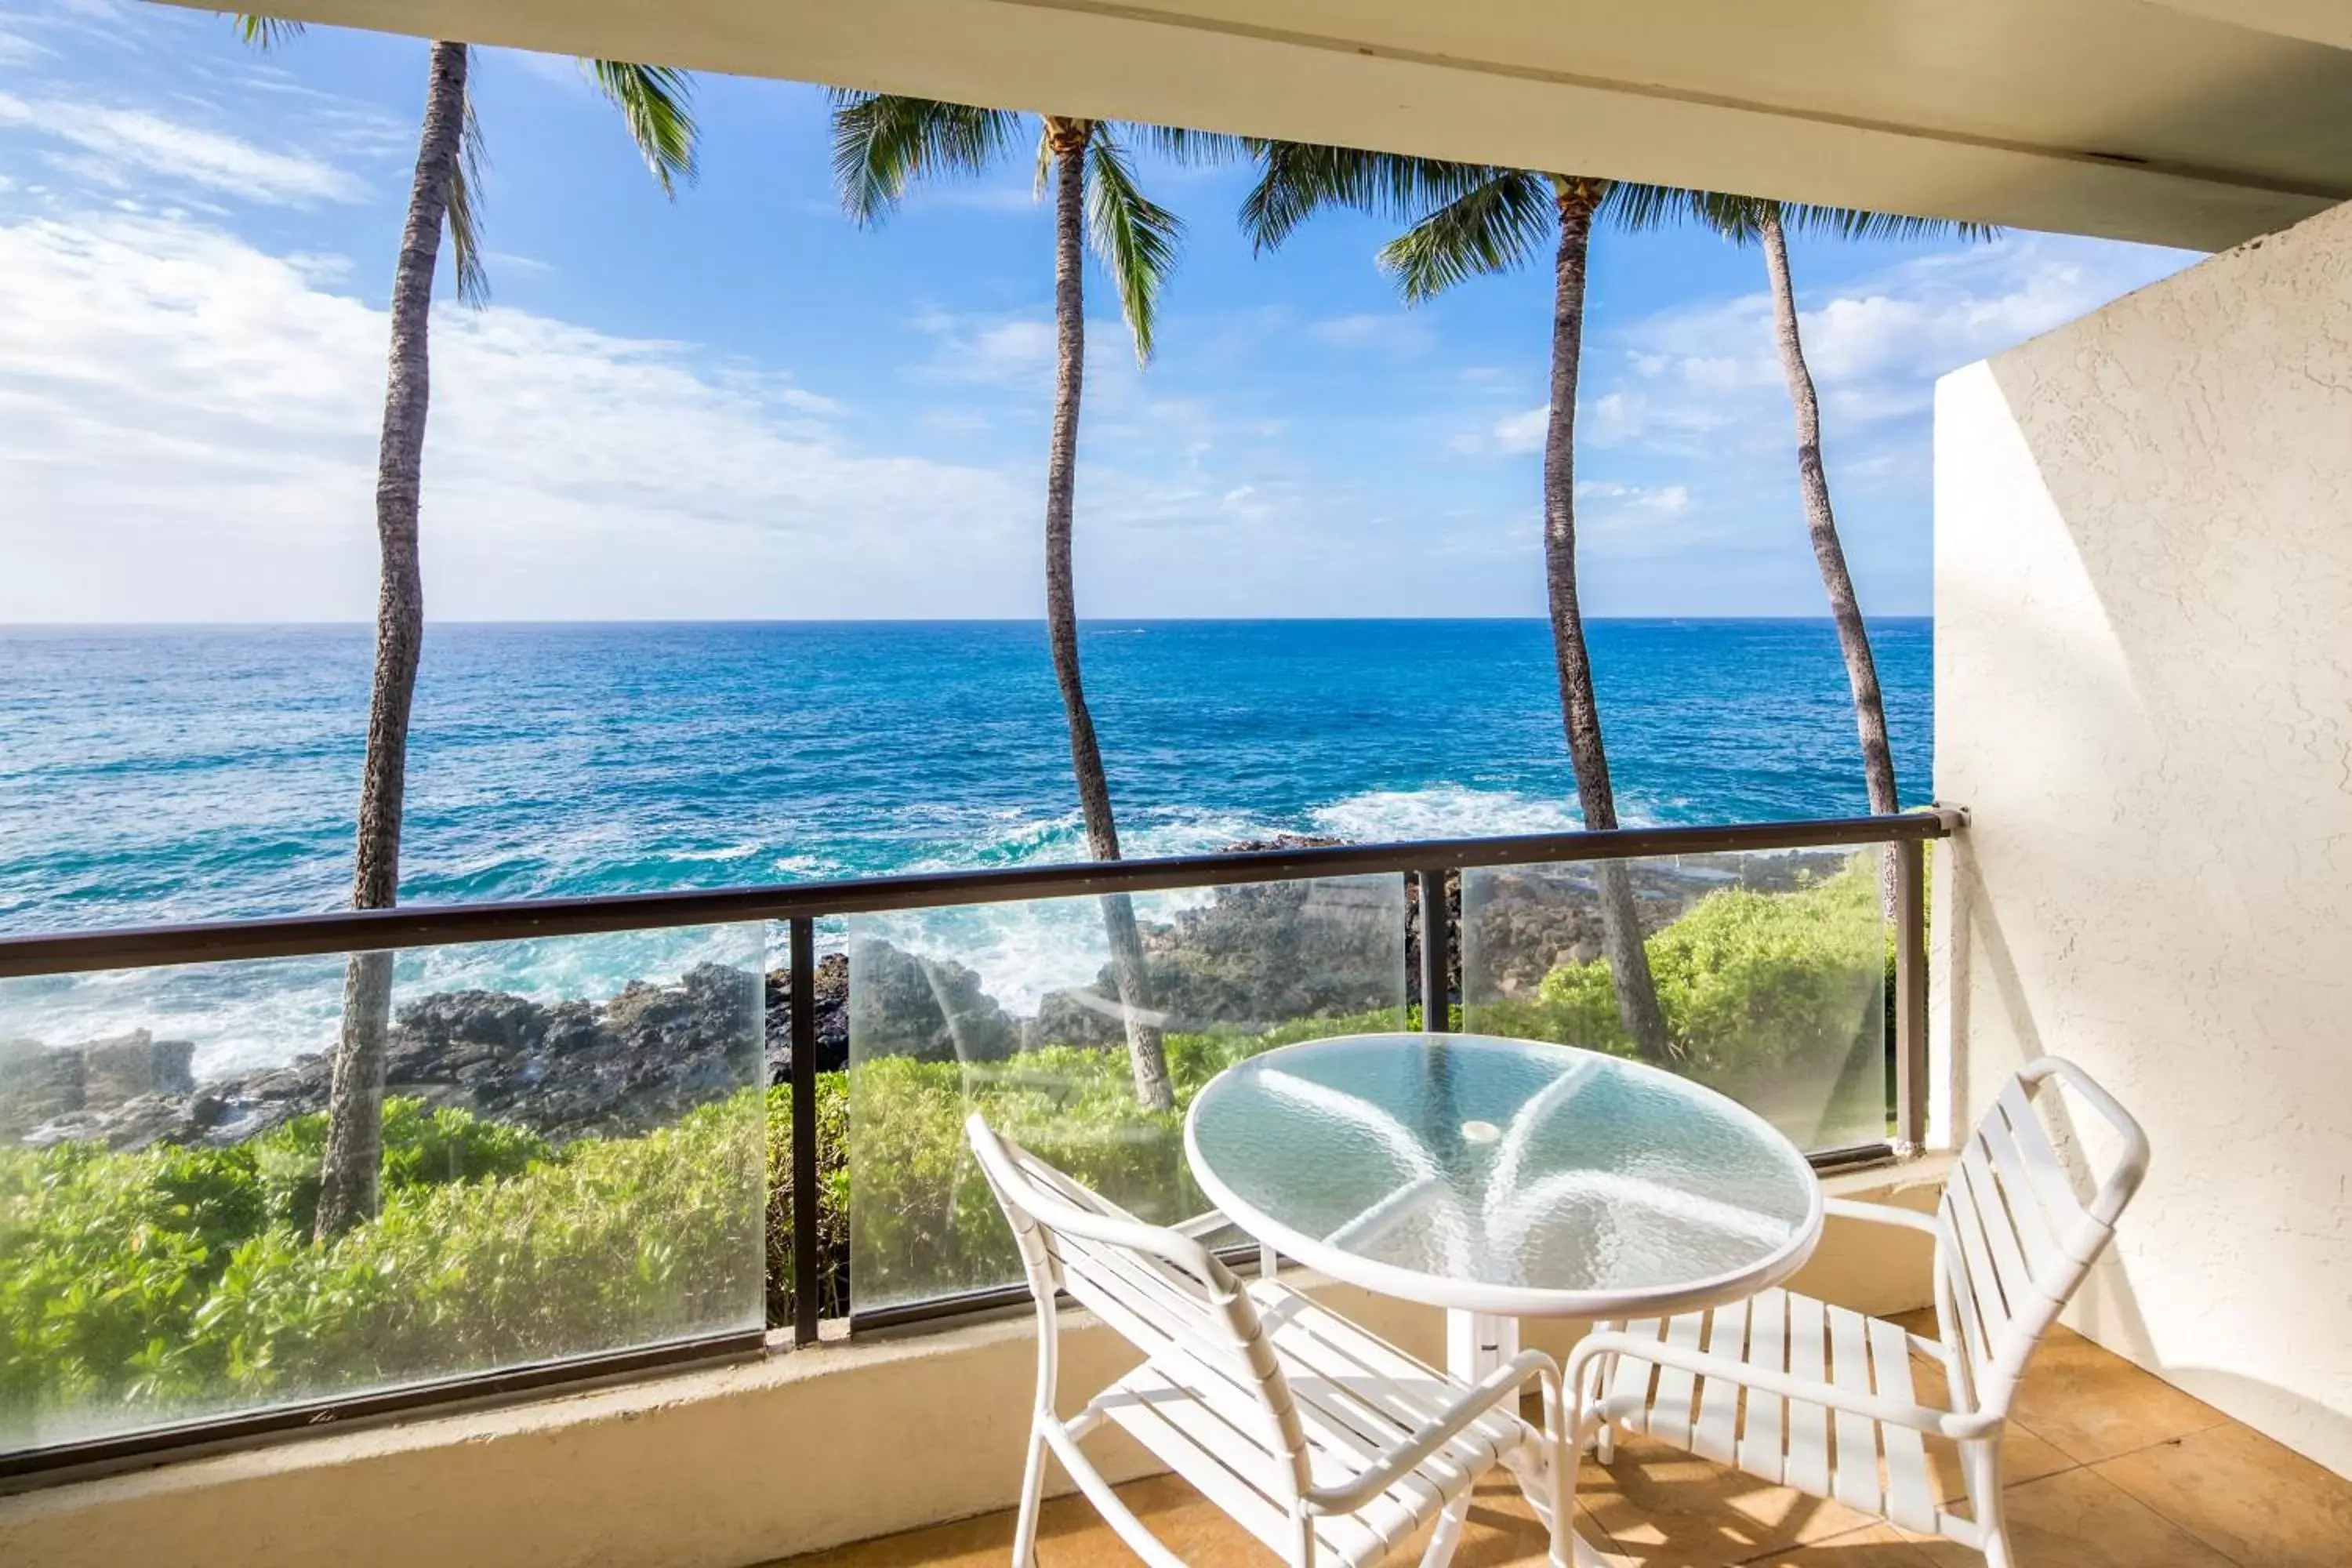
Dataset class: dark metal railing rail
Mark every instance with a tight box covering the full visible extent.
[0,811,1952,978]
[0,806,1960,1483]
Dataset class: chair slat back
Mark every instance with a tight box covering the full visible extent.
[1938,1058,2149,1411]
[966,1114,1314,1501]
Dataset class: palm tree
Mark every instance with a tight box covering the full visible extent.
[1695,198,1994,829]
[1241,147,1681,1064]
[238,20,697,1235]
[829,96,1225,1112]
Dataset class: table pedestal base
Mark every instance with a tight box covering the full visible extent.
[1445,1308,1521,1381]
[1449,1309,1619,1568]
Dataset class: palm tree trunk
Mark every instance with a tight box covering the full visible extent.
[1759,207,1899,818]
[314,41,466,1239]
[1042,118,1172,1111]
[1759,207,1901,923]
[1543,179,1673,1065]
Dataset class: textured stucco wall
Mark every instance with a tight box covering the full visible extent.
[1936,198,2352,1477]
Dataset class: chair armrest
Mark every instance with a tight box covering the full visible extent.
[1823,1196,1941,1238]
[1169,1210,1232,1240]
[1304,1350,1557,1515]
[1566,1332,2000,1443]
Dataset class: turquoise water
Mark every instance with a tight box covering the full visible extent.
[1,619,1929,924]
[0,619,1928,1069]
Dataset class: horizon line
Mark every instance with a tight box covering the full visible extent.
[0,613,1936,630]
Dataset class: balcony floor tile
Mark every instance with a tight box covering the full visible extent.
[768,1330,2338,1568]
[2092,1419,2352,1568]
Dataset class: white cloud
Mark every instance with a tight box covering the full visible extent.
[1465,397,1719,459]
[1479,404,1548,454]
[502,49,593,93]
[1305,312,1432,355]
[1588,234,2199,456]
[484,250,554,279]
[0,92,365,205]
[916,183,1044,216]
[777,386,843,416]
[914,310,1060,384]
[0,211,1040,620]
[1577,480,1689,515]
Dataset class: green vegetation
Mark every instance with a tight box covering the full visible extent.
[1483,858,1882,1083]
[841,1009,1401,1310]
[1,862,1890,1441]
[1475,856,1889,1145]
[0,1096,760,1444]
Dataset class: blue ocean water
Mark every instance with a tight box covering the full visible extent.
[0,619,1928,1069]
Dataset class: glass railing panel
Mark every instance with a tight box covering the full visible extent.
[846,875,1406,1316]
[1461,848,1889,1151]
[0,924,767,1456]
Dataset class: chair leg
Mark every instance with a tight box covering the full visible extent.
[1417,1493,1472,1568]
[1010,1421,1050,1568]
[1584,1323,1619,1463]
[1538,1362,1577,1568]
[1550,1437,1578,1568]
[1966,1436,2012,1568]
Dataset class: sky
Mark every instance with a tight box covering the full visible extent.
[0,2,2205,622]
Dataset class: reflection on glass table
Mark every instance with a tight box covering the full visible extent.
[1185,1032,1824,1380]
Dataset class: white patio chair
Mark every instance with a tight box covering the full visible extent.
[967,1112,1571,1568]
[1563,1057,2150,1567]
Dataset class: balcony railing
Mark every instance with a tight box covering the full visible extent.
[0,808,1955,1481]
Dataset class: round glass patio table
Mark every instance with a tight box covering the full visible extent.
[1184,1032,1824,1381]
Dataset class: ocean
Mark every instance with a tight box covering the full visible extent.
[0,619,1929,1071]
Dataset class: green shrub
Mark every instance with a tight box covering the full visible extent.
[0,1094,760,1445]
[252,1097,553,1236]
[1468,858,1890,1149]
[843,1006,1411,1310]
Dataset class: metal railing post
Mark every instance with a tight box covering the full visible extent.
[1893,838,1928,1154]
[1418,867,1452,1032]
[789,916,822,1346]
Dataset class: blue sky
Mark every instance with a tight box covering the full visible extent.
[1,2,2202,621]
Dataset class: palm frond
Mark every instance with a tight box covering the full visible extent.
[1240,141,1504,252]
[585,60,699,197]
[1681,190,1769,244]
[827,90,1022,225]
[1603,181,1708,233]
[1134,124,1248,167]
[1377,169,1552,303]
[1690,191,2001,246]
[1083,126,1185,362]
[231,13,304,49]
[445,75,490,307]
[1775,200,2002,245]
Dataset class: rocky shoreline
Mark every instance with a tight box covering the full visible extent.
[0,846,1851,1152]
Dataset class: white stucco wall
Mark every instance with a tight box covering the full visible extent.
[1936,198,2352,1477]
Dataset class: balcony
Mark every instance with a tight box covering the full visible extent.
[0,816,1936,1460]
[4,804,2348,1566]
[7,2,2352,1563]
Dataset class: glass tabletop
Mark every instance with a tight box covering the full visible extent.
[1185,1033,1823,1316]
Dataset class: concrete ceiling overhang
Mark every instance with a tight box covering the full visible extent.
[183,0,2352,250]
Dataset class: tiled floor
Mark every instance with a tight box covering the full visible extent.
[776,1315,2352,1568]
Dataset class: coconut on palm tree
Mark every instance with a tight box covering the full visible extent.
[829,96,1229,1111]
[239,20,699,1236]
[1240,146,1681,1064]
